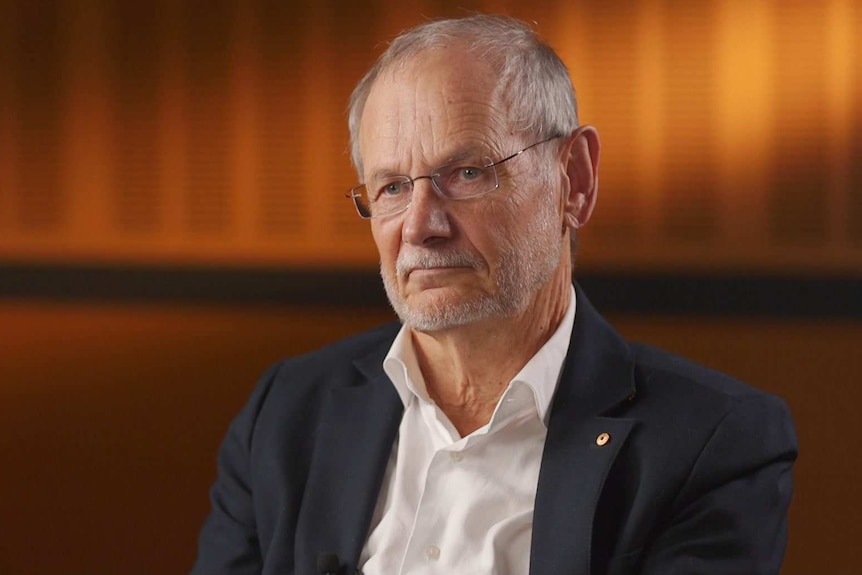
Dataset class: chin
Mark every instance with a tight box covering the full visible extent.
[389,286,525,332]
[400,301,497,332]
[380,258,543,331]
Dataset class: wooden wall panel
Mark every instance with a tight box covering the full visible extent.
[255,0,311,239]
[183,0,234,236]
[0,0,860,272]
[109,1,163,234]
[15,0,64,233]
[850,1,862,245]
[0,0,17,233]
[769,1,830,244]
[660,0,718,243]
[572,0,642,245]
[326,0,382,244]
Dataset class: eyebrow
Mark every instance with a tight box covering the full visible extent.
[367,145,489,181]
[368,169,406,182]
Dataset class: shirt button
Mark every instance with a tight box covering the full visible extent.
[425,545,441,560]
[450,451,464,462]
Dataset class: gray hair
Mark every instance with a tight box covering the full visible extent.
[347,14,580,176]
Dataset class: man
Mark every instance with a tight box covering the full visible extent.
[192,15,797,575]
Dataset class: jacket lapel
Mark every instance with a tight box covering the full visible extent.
[295,333,403,575]
[530,286,637,575]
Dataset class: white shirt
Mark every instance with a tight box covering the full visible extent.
[359,287,577,575]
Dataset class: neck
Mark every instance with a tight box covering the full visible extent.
[410,266,572,436]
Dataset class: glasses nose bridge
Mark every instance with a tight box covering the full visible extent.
[409,173,446,199]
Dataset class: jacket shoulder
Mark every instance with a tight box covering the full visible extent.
[629,342,782,406]
[227,321,400,454]
[270,320,401,380]
[621,341,795,476]
[252,321,401,419]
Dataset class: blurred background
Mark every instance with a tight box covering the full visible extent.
[0,0,860,573]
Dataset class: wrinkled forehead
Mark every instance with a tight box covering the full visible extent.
[357,49,510,175]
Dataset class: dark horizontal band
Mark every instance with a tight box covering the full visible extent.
[0,263,859,319]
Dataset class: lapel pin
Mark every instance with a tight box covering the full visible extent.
[596,432,610,446]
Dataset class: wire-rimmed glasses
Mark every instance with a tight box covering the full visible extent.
[345,135,560,219]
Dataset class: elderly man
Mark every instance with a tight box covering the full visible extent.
[192,15,797,575]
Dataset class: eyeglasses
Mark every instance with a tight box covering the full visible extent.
[345,135,560,219]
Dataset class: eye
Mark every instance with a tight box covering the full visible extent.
[383,183,401,195]
[376,181,406,199]
[457,166,484,180]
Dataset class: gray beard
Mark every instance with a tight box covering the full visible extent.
[380,198,561,332]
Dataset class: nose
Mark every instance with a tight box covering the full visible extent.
[401,177,452,246]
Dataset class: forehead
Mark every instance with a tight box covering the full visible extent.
[358,48,509,173]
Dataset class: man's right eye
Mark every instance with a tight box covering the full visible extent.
[380,182,404,197]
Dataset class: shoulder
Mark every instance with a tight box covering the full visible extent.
[254,320,401,406]
[227,321,401,444]
[268,321,401,383]
[618,341,795,468]
[607,342,797,521]
[592,346,796,574]
[628,341,787,412]
[621,342,796,474]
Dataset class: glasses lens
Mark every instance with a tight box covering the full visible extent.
[348,159,502,219]
[350,186,373,219]
[354,178,412,218]
[433,161,498,199]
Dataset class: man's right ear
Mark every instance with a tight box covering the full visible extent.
[562,125,600,231]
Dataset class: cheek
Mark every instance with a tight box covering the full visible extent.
[495,174,535,221]
[477,198,521,247]
[371,221,401,264]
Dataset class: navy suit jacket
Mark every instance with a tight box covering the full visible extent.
[192,286,797,575]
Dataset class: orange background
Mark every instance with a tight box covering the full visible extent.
[0,0,860,271]
[1,1,861,573]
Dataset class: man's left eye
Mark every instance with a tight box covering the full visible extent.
[458,167,483,180]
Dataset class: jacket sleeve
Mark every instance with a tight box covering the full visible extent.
[190,365,281,575]
[635,394,798,575]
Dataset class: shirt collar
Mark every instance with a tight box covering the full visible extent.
[383,285,577,426]
[382,322,428,408]
[510,284,576,424]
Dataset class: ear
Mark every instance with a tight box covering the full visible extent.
[560,125,600,231]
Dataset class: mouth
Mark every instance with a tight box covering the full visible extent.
[396,250,482,282]
[403,266,471,286]
[406,265,469,276]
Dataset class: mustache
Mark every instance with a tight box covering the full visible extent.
[395,249,484,276]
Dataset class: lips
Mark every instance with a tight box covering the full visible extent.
[396,250,482,278]
[406,265,466,276]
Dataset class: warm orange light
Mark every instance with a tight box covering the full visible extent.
[0,0,859,273]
